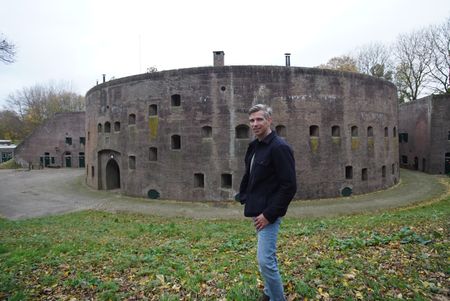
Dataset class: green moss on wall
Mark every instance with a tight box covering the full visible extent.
[310,137,319,153]
[351,137,360,150]
[149,117,158,139]
[332,137,341,145]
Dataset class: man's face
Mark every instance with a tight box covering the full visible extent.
[249,110,272,140]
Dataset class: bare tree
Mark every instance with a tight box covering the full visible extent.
[393,28,433,102]
[0,34,16,64]
[6,82,85,134]
[354,42,394,81]
[426,17,450,94]
[317,55,359,72]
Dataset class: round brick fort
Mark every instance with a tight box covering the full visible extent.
[85,64,399,201]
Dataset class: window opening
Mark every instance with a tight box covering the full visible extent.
[128,114,136,125]
[276,125,286,137]
[345,166,353,179]
[171,135,181,149]
[202,126,212,138]
[221,173,232,188]
[236,125,250,139]
[149,147,157,161]
[171,94,181,106]
[194,173,205,188]
[361,168,368,181]
[114,121,121,132]
[65,137,72,145]
[309,125,319,137]
[331,126,340,137]
[129,156,136,169]
[149,104,158,116]
[104,122,111,133]
[351,126,358,137]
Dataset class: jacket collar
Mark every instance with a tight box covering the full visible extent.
[249,130,276,146]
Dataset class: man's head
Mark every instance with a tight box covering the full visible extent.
[248,104,273,140]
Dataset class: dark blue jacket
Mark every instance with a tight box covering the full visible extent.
[238,131,297,223]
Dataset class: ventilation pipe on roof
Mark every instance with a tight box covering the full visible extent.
[285,53,291,67]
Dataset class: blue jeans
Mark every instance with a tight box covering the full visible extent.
[257,218,285,301]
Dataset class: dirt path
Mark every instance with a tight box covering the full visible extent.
[0,168,447,220]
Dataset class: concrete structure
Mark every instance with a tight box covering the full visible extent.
[0,140,16,163]
[85,54,399,201]
[398,94,450,174]
[15,112,86,169]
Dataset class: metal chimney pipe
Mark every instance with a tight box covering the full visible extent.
[102,74,106,83]
[285,53,291,67]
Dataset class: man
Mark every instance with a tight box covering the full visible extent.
[238,104,297,301]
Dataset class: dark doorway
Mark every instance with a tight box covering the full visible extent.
[445,153,450,175]
[106,159,120,189]
[79,153,85,168]
[65,153,72,168]
[414,157,419,170]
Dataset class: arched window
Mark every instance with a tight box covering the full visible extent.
[202,126,212,138]
[114,121,120,132]
[171,94,181,106]
[171,135,181,149]
[128,114,136,125]
[331,126,340,137]
[97,123,102,133]
[104,122,111,133]
[351,126,358,137]
[276,125,286,137]
[384,127,389,137]
[235,125,250,139]
[149,104,158,116]
[149,147,157,161]
[367,126,373,137]
[310,125,319,137]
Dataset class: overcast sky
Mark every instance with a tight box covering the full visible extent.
[1,0,449,108]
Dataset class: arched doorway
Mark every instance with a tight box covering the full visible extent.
[64,152,72,168]
[106,159,120,189]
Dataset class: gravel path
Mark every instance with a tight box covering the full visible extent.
[0,168,447,220]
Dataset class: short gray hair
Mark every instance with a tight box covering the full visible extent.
[248,104,272,119]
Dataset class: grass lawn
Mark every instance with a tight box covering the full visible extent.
[0,188,449,300]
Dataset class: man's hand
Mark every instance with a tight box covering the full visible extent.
[254,213,269,231]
